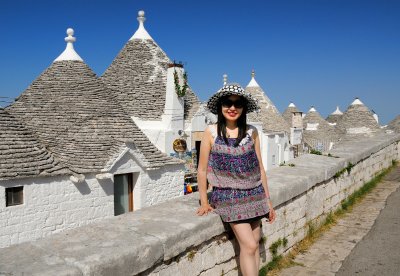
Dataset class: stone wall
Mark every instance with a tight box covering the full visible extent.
[0,174,114,249]
[0,159,184,249]
[0,133,399,275]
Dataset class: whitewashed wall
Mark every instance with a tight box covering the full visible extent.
[263,133,291,170]
[0,152,185,249]
[0,174,114,249]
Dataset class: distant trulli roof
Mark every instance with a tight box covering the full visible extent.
[101,11,200,121]
[7,28,181,174]
[326,106,343,124]
[303,106,340,149]
[388,115,400,133]
[246,70,290,133]
[0,108,68,180]
[335,98,381,135]
[282,102,300,125]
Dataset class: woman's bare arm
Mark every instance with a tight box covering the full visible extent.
[196,126,214,215]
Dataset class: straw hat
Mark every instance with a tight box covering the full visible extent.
[206,84,259,114]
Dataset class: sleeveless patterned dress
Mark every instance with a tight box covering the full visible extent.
[208,125,270,223]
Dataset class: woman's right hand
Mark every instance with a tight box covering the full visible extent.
[196,204,214,216]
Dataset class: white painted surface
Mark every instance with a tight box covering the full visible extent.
[288,102,296,107]
[332,106,343,115]
[373,113,379,124]
[0,148,185,248]
[54,28,83,62]
[351,98,364,105]
[308,106,317,112]
[130,10,153,40]
[0,175,114,248]
[348,126,372,134]
[247,76,259,87]
[306,123,319,131]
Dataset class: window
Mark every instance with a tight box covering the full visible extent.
[6,186,23,207]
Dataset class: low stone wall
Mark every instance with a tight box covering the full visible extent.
[0,133,399,275]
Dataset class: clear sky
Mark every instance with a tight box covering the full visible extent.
[0,0,399,125]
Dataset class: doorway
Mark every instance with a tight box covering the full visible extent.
[114,173,137,216]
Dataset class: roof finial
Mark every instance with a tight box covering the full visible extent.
[332,106,343,115]
[130,10,153,40]
[247,69,259,87]
[65,28,76,43]
[138,10,145,24]
[309,106,317,112]
[54,28,83,62]
[351,97,364,106]
[223,74,228,85]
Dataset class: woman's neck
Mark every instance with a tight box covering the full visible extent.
[225,120,237,129]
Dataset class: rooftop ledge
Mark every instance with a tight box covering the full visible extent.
[0,132,399,275]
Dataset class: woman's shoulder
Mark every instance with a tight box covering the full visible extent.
[205,124,218,138]
[246,124,258,135]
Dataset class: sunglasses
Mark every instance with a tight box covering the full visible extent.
[221,99,245,109]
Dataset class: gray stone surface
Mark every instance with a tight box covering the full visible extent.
[337,166,400,276]
[101,39,200,122]
[282,104,300,126]
[0,108,68,180]
[335,102,382,135]
[388,114,400,132]
[6,60,180,174]
[277,164,400,276]
[246,85,290,134]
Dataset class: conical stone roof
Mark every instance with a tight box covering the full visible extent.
[0,108,67,180]
[303,107,339,149]
[335,98,381,135]
[101,11,200,121]
[387,115,400,133]
[246,72,290,133]
[326,106,343,124]
[282,102,300,125]
[7,28,181,174]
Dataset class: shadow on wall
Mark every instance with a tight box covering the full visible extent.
[74,181,91,195]
[98,178,114,196]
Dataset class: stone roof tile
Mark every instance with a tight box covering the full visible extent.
[246,86,290,133]
[388,115,400,132]
[335,102,381,135]
[101,39,200,121]
[7,60,181,174]
[0,109,67,180]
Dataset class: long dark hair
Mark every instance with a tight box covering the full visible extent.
[217,95,248,147]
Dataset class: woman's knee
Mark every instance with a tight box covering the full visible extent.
[240,239,259,255]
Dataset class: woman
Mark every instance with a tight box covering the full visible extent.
[196,84,276,276]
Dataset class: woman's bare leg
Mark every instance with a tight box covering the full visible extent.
[230,222,259,276]
[251,220,262,270]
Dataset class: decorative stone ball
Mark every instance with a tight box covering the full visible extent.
[67,28,74,36]
[138,10,145,17]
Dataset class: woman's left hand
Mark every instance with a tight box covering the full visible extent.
[268,203,276,223]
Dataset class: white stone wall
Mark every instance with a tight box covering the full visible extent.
[0,175,114,248]
[264,133,290,170]
[0,150,185,249]
[143,164,185,206]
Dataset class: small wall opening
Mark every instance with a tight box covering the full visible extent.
[6,186,23,207]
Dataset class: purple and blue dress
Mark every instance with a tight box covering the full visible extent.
[208,125,270,223]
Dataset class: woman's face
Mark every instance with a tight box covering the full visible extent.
[220,95,245,122]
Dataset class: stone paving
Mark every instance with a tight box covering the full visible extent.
[276,164,400,276]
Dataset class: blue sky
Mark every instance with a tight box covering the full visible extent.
[0,0,399,124]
